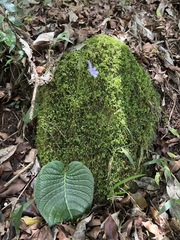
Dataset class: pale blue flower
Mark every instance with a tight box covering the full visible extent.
[87,61,99,78]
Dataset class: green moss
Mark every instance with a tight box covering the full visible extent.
[36,34,160,201]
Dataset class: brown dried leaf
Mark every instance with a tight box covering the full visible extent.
[0,145,17,164]
[72,214,92,240]
[24,148,37,163]
[0,132,9,140]
[166,175,180,199]
[120,219,133,239]
[57,229,70,240]
[86,226,101,239]
[16,142,31,154]
[142,221,161,237]
[33,32,54,47]
[131,193,148,210]
[143,42,155,53]
[169,160,180,173]
[0,91,5,98]
[68,10,78,22]
[104,215,119,240]
[59,224,75,236]
[0,179,25,198]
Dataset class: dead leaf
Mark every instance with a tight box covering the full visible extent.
[166,174,180,199]
[0,145,17,164]
[21,216,43,226]
[33,32,54,47]
[58,224,75,236]
[142,220,161,238]
[0,132,9,140]
[103,215,119,240]
[16,142,31,154]
[169,161,180,173]
[20,38,33,61]
[57,230,70,240]
[131,193,148,210]
[24,148,38,163]
[156,0,168,18]
[72,214,92,240]
[35,225,52,240]
[133,14,154,40]
[120,219,133,239]
[134,177,160,191]
[68,10,78,22]
[0,179,25,198]
[0,161,12,174]
[0,91,5,99]
[170,217,180,233]
[158,46,174,65]
[87,226,101,239]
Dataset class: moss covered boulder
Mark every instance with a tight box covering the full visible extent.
[36,34,160,201]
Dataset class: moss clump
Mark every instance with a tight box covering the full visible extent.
[36,34,160,201]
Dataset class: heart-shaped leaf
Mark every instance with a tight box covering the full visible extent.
[34,161,94,226]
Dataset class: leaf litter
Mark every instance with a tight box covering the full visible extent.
[0,0,179,239]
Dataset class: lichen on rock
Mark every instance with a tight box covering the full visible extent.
[36,34,160,201]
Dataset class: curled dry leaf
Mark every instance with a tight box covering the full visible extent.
[0,145,17,164]
[0,179,25,198]
[19,38,32,61]
[120,219,133,239]
[0,90,5,99]
[169,160,180,173]
[134,177,160,191]
[131,193,148,210]
[72,214,92,240]
[33,32,55,49]
[68,10,78,22]
[21,216,43,226]
[103,215,119,240]
[166,175,180,200]
[87,226,101,239]
[142,221,161,238]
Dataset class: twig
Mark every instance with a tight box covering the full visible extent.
[168,93,177,127]
[3,149,37,189]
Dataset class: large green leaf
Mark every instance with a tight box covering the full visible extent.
[34,161,94,226]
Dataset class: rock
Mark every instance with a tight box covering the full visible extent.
[36,34,160,201]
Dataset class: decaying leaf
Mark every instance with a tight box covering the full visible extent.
[72,215,92,240]
[142,220,161,238]
[169,161,180,173]
[134,177,160,191]
[103,215,119,240]
[33,32,54,48]
[21,216,43,226]
[0,179,25,198]
[131,192,148,210]
[0,145,17,164]
[166,175,180,199]
[68,10,78,22]
[0,132,9,140]
[132,14,154,40]
[20,38,32,61]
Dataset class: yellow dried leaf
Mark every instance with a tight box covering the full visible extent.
[21,216,43,226]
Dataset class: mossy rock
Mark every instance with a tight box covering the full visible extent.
[36,34,160,201]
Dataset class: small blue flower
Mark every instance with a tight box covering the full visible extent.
[87,61,99,78]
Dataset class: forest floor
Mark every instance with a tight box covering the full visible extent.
[0,0,179,239]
